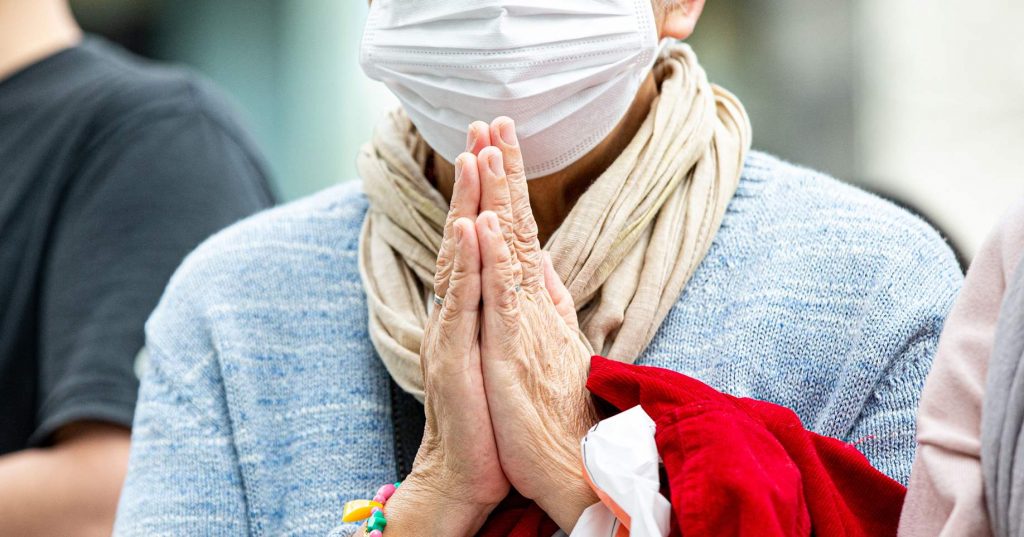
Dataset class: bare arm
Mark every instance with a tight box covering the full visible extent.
[0,422,130,537]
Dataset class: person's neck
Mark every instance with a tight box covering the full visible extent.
[0,0,82,82]
[433,72,660,245]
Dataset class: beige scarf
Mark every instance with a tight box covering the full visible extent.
[358,44,752,400]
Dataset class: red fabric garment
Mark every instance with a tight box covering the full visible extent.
[477,492,559,537]
[477,357,906,537]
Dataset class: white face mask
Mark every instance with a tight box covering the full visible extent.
[360,0,661,179]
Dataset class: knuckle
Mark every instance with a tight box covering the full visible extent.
[514,238,539,256]
[443,278,479,315]
[499,208,515,225]
[435,248,452,271]
[432,281,448,301]
[517,211,539,236]
[503,235,518,257]
[434,263,451,281]
[493,243,513,266]
[505,243,520,266]
[424,343,452,378]
[434,266,452,292]
[444,211,461,230]
[515,226,539,249]
[435,256,452,275]
[450,252,467,276]
[438,303,461,326]
[496,287,518,315]
[512,262,524,282]
[494,192,513,212]
[505,156,526,179]
[447,266,469,293]
[518,263,538,284]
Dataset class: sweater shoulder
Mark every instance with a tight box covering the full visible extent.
[185,179,368,261]
[145,181,369,353]
[739,151,942,241]
[734,151,963,291]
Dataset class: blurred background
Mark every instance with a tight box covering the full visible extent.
[71,0,1024,262]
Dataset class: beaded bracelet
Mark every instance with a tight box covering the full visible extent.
[342,481,401,536]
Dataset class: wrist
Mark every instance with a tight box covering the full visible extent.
[382,472,498,537]
[535,474,599,533]
[531,428,599,533]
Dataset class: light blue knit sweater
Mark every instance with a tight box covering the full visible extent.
[113,152,963,537]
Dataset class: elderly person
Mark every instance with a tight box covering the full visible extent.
[114,0,963,535]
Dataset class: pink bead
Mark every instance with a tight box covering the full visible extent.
[368,532,383,537]
[372,494,385,504]
[376,483,397,501]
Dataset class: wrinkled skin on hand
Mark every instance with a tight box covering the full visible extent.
[474,118,600,532]
[384,126,509,537]
[388,119,599,536]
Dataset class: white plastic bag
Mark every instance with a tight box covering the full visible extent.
[566,406,670,537]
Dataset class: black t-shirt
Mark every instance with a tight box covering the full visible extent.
[0,37,276,454]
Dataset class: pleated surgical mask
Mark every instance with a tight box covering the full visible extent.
[360,0,661,179]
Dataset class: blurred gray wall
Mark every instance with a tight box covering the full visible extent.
[151,0,395,201]
[690,1,860,183]
[72,0,1024,259]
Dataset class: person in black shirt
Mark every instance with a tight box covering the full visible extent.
[0,1,275,534]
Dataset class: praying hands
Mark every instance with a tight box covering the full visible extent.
[383,118,600,536]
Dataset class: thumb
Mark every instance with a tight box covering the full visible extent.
[543,252,579,330]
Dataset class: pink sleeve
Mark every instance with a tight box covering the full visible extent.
[899,199,1024,536]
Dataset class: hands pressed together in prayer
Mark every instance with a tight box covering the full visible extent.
[382,118,600,536]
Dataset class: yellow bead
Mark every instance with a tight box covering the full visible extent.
[341,500,384,523]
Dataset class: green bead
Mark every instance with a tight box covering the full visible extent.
[367,512,387,531]
[394,481,402,488]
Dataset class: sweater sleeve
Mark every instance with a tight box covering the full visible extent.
[113,343,250,536]
[838,216,964,486]
[113,253,252,536]
[843,326,942,486]
[326,524,361,537]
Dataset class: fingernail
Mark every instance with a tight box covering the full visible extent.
[454,156,464,181]
[488,150,503,176]
[466,125,477,152]
[499,119,517,146]
[455,223,464,244]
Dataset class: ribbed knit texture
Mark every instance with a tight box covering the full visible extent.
[113,152,963,537]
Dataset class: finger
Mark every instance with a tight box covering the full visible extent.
[466,121,492,155]
[491,117,543,294]
[543,251,579,330]
[437,218,482,346]
[428,219,483,407]
[478,146,522,288]
[434,153,481,300]
[477,211,521,338]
